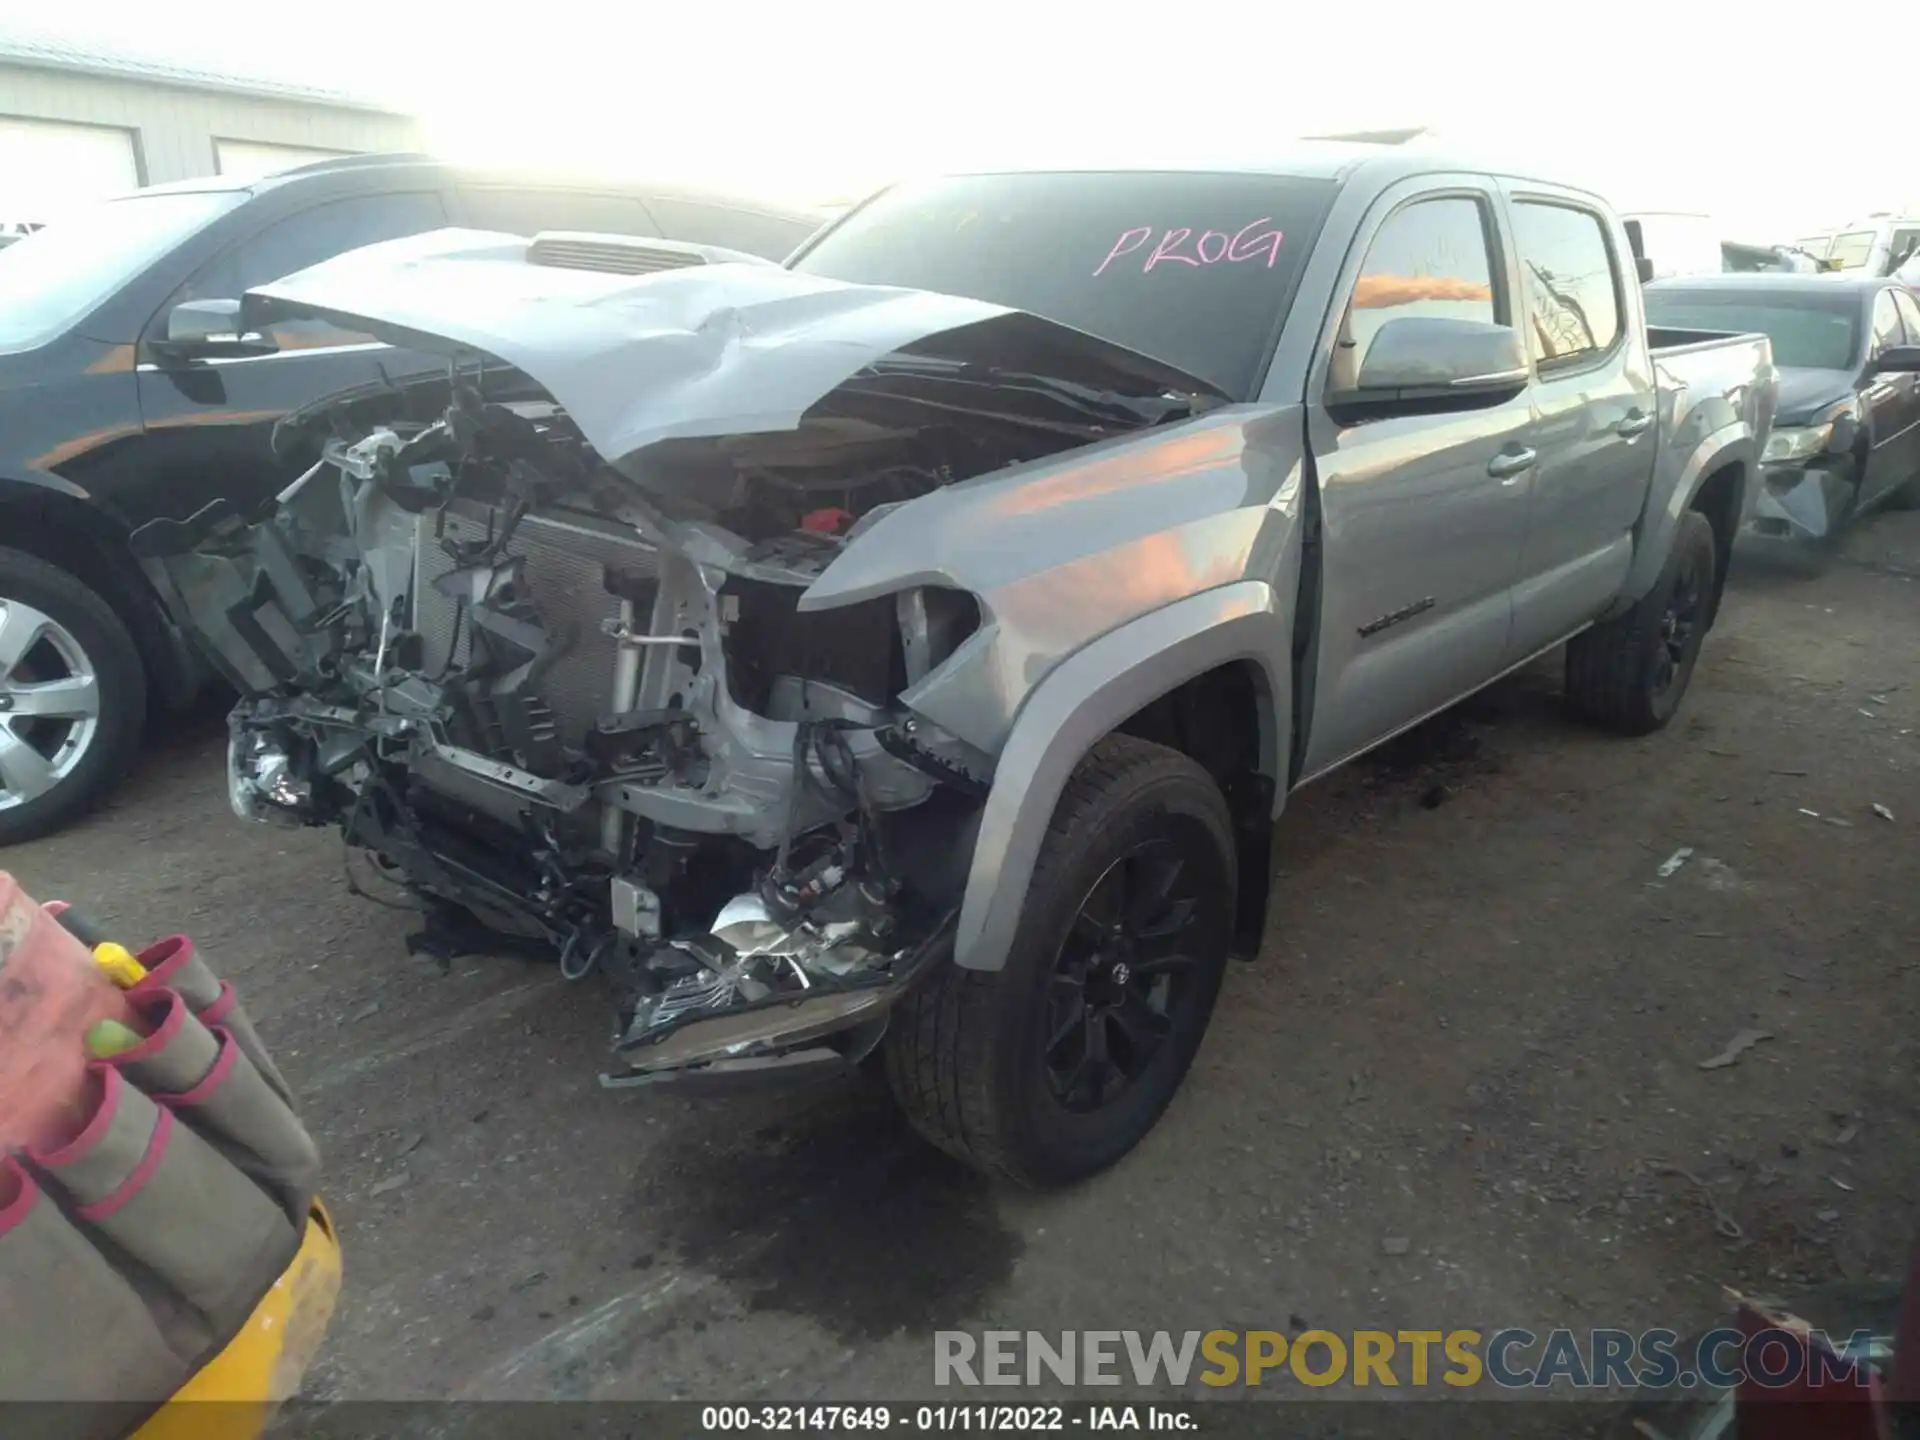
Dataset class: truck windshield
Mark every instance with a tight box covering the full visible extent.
[1645,290,1860,371]
[0,189,246,354]
[790,171,1338,400]
[1826,231,1876,271]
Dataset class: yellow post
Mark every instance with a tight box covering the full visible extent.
[130,1203,343,1440]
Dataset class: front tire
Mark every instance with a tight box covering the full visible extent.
[885,735,1234,1186]
[1564,510,1716,737]
[0,547,147,845]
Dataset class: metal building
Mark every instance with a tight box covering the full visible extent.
[0,29,422,224]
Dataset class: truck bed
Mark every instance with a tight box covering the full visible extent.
[1648,325,1760,354]
[1643,324,1777,548]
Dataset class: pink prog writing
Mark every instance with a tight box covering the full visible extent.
[1093,219,1285,277]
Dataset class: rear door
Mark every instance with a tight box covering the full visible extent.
[1861,286,1920,505]
[1501,187,1656,659]
[1298,176,1536,778]
[134,189,452,525]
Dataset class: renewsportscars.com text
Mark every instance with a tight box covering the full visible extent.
[934,1327,1878,1390]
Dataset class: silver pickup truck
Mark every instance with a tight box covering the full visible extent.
[132,145,1776,1185]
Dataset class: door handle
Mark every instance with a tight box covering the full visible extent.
[1487,447,1537,480]
[1616,410,1653,437]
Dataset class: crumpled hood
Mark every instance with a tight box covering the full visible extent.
[1772,366,1857,426]
[245,228,1223,473]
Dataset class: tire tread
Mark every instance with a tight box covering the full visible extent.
[886,735,1219,1185]
[1564,511,1715,737]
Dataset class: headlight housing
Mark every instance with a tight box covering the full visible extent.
[1763,426,1829,462]
[1763,397,1861,463]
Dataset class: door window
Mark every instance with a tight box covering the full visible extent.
[460,187,661,240]
[159,190,447,348]
[1333,194,1499,390]
[1893,289,1920,343]
[1871,290,1906,353]
[1889,228,1920,275]
[1511,202,1621,368]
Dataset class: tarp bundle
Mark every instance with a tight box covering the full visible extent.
[0,917,320,1440]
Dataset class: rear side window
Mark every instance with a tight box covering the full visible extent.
[642,197,816,260]
[163,190,447,347]
[1334,195,1499,390]
[1511,202,1621,368]
[461,188,662,240]
[1871,289,1906,352]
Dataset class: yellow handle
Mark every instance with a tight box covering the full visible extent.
[92,941,147,988]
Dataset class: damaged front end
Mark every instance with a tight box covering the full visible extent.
[131,233,1222,1087]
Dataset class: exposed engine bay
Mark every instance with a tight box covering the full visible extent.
[130,237,1224,1084]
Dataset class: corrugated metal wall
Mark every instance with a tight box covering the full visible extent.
[0,63,421,185]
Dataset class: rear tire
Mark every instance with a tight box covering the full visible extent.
[0,547,146,845]
[1565,510,1716,736]
[1886,471,1920,510]
[885,735,1235,1186]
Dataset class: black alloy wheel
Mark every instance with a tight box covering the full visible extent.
[1651,543,1705,700]
[884,735,1236,1186]
[1043,840,1204,1114]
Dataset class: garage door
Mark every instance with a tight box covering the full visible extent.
[214,140,353,183]
[0,118,139,224]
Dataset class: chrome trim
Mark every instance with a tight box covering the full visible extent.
[135,340,392,372]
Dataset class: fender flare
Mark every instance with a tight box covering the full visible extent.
[952,581,1292,972]
[1611,422,1755,615]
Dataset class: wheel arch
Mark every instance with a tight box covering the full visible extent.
[1610,425,1754,622]
[0,479,200,711]
[953,582,1292,973]
[1687,460,1744,628]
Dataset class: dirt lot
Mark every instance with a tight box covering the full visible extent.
[9,508,1920,1423]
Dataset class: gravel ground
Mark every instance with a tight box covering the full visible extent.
[8,507,1920,1428]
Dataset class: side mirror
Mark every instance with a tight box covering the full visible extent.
[1622,219,1656,284]
[157,299,277,359]
[1874,344,1920,373]
[1340,316,1529,410]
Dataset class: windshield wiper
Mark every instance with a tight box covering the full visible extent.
[858,353,1204,428]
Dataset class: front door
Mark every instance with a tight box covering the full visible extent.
[1502,189,1657,659]
[1299,181,1535,778]
[132,190,454,530]
[1860,288,1920,506]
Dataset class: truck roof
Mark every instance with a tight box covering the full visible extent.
[126,153,826,224]
[940,140,1600,198]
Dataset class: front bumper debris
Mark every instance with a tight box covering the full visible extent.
[1748,460,1858,541]
[602,918,952,1087]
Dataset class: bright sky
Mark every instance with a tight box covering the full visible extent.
[1,0,1904,239]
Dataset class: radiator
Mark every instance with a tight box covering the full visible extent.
[412,501,659,744]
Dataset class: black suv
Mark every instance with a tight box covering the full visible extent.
[0,154,822,842]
